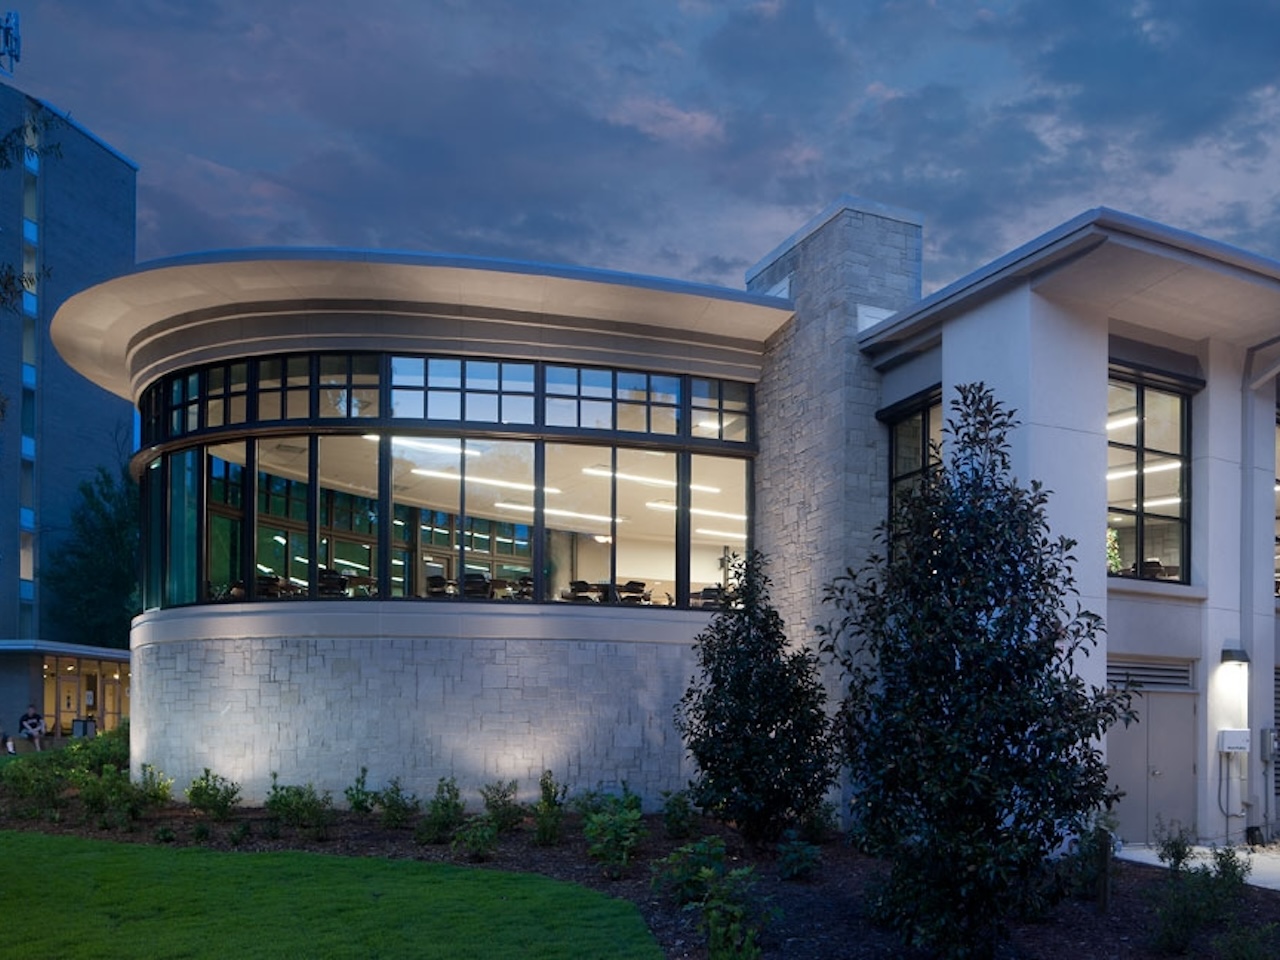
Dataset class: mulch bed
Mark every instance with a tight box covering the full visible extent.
[6,804,1280,959]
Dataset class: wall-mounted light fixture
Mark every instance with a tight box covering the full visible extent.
[1221,644,1250,665]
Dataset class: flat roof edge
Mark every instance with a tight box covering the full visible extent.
[0,639,130,658]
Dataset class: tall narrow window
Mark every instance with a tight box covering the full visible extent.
[1107,379,1189,582]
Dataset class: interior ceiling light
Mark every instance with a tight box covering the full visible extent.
[367,435,479,456]
[1106,460,1181,482]
[494,501,618,524]
[1105,414,1139,431]
[581,465,719,493]
[645,500,747,521]
[695,528,747,540]
[410,468,557,493]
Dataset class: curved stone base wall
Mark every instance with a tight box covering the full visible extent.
[130,602,707,809]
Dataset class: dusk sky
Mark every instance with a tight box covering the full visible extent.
[8,1,1280,293]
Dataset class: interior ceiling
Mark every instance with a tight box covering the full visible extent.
[241,435,746,543]
[1032,236,1280,346]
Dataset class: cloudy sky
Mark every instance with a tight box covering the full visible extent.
[7,0,1280,292]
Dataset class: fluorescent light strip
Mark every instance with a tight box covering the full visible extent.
[410,468,558,494]
[645,500,747,522]
[332,558,370,571]
[695,528,747,541]
[1106,415,1139,432]
[364,435,479,456]
[582,465,719,493]
[495,501,618,524]
[1105,460,1181,482]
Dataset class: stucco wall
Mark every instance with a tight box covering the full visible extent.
[130,602,709,809]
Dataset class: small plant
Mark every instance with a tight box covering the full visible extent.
[192,821,212,843]
[533,770,567,846]
[1058,813,1119,905]
[75,763,144,830]
[415,776,466,845]
[570,785,611,819]
[696,866,772,960]
[344,767,375,815]
[452,814,498,861]
[1154,817,1196,874]
[776,830,821,881]
[0,754,71,819]
[1146,829,1254,955]
[264,772,336,839]
[584,799,647,879]
[137,764,174,809]
[652,836,726,905]
[185,768,241,821]
[153,825,176,843]
[480,779,526,834]
[229,820,253,847]
[1214,922,1279,960]
[660,789,695,840]
[373,777,420,829]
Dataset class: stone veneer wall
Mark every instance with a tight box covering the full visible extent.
[748,197,923,647]
[130,603,707,809]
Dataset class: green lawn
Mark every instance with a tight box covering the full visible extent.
[1,831,663,960]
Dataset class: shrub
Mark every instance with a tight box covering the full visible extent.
[185,768,241,821]
[0,753,71,820]
[265,772,336,839]
[775,831,821,881]
[452,815,498,861]
[651,836,727,905]
[675,551,835,847]
[1214,922,1279,960]
[697,866,771,960]
[153,825,176,843]
[1147,833,1253,954]
[584,801,647,879]
[61,722,130,776]
[570,786,611,819]
[480,779,525,834]
[192,821,212,843]
[373,777,420,829]
[660,789,695,840]
[76,764,143,830]
[533,770,567,846]
[137,764,174,809]
[415,776,466,845]
[229,820,253,847]
[344,767,375,815]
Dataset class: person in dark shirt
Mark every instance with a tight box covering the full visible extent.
[18,704,44,751]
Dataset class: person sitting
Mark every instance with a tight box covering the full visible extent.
[18,704,44,752]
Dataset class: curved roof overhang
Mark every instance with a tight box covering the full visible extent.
[53,249,795,401]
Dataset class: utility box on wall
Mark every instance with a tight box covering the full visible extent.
[1217,728,1250,753]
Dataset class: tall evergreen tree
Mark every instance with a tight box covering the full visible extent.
[675,551,835,846]
[42,464,140,649]
[821,384,1134,959]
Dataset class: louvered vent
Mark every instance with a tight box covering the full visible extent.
[1107,659,1194,690]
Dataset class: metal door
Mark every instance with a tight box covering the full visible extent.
[1108,691,1197,844]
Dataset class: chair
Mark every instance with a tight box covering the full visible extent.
[425,574,450,598]
[515,576,535,600]
[618,580,648,604]
[318,569,348,597]
[462,573,490,599]
[568,580,595,602]
[489,578,510,600]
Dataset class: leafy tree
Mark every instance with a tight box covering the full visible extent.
[820,383,1134,959]
[675,551,835,847]
[42,464,140,649]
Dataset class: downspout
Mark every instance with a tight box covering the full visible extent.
[1240,334,1280,841]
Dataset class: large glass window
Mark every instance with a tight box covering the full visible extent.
[888,398,943,514]
[139,352,753,608]
[1106,378,1189,582]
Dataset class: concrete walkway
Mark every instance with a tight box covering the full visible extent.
[1117,843,1280,892]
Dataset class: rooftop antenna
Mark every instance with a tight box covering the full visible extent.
[0,12,20,76]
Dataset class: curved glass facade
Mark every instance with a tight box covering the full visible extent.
[139,352,753,610]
